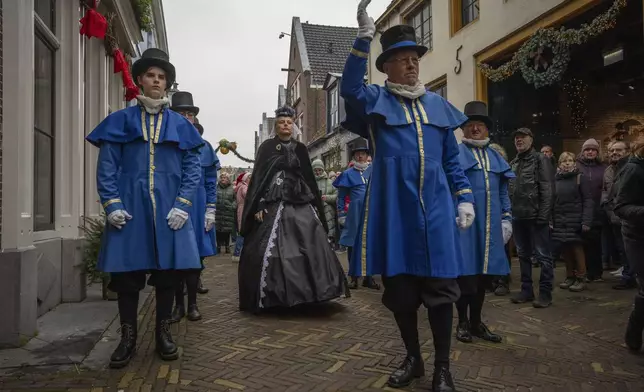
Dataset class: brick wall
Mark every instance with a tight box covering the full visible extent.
[0,0,4,243]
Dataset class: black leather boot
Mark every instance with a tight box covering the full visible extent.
[156,319,178,360]
[432,365,456,392]
[349,277,359,290]
[455,321,472,343]
[109,323,137,369]
[196,278,209,294]
[187,304,202,321]
[625,296,644,351]
[362,276,381,290]
[170,304,185,324]
[387,355,424,388]
[471,322,502,343]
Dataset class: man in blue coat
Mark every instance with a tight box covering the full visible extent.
[333,138,379,290]
[340,2,475,390]
[455,101,514,345]
[86,48,204,368]
[169,92,220,322]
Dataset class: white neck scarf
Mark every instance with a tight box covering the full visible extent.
[385,80,426,100]
[462,138,490,148]
[137,95,169,114]
[353,161,369,171]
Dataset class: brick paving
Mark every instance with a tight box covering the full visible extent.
[2,254,644,392]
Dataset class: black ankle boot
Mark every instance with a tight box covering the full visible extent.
[432,365,456,392]
[170,304,185,323]
[349,277,359,290]
[187,304,202,321]
[387,355,424,388]
[455,321,472,343]
[110,323,137,369]
[196,278,209,294]
[625,297,644,351]
[471,322,502,343]
[362,276,381,290]
[156,319,178,360]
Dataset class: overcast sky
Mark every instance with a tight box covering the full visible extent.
[164,0,390,168]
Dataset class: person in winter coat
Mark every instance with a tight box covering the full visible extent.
[552,152,594,292]
[576,138,607,281]
[602,141,635,289]
[312,159,337,244]
[614,138,644,352]
[232,172,250,262]
[215,172,237,253]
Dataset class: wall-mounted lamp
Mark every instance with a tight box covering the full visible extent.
[279,32,291,39]
[603,47,624,67]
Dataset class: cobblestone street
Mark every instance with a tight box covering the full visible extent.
[2,254,644,392]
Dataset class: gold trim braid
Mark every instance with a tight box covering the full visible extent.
[360,127,377,277]
[176,197,192,206]
[455,188,472,196]
[142,109,163,225]
[411,100,426,213]
[350,48,369,59]
[102,199,121,208]
[471,147,492,274]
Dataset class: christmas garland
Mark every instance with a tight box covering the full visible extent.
[478,0,627,88]
[215,139,255,163]
[131,0,154,33]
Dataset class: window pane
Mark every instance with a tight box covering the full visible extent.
[35,35,54,135]
[34,131,54,231]
[35,0,55,31]
[422,5,429,21]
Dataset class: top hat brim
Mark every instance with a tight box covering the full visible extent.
[132,58,176,89]
[465,114,493,130]
[376,41,428,72]
[170,105,200,115]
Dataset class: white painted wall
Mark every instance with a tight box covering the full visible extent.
[370,0,567,111]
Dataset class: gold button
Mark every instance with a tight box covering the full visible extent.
[151,165,156,170]
[420,149,425,154]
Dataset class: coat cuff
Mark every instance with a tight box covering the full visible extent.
[502,212,512,221]
[350,38,370,59]
[174,197,193,211]
[454,188,474,204]
[102,198,124,215]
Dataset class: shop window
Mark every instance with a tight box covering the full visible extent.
[450,0,479,35]
[34,1,58,231]
[407,1,432,50]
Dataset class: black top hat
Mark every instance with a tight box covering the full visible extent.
[463,101,492,130]
[376,25,428,73]
[131,48,176,89]
[351,138,369,154]
[170,91,199,115]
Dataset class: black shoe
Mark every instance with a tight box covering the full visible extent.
[387,355,424,388]
[471,322,502,343]
[494,283,510,296]
[196,278,209,294]
[156,319,178,361]
[362,276,381,290]
[432,365,456,392]
[170,305,185,323]
[625,297,644,351]
[225,246,230,254]
[455,321,472,343]
[532,292,552,309]
[110,323,137,369]
[511,291,534,304]
[187,304,202,321]
[348,277,359,290]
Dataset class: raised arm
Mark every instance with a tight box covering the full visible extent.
[97,142,125,215]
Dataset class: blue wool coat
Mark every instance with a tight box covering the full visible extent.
[457,143,514,276]
[192,141,221,258]
[333,165,372,250]
[86,105,204,273]
[340,38,474,279]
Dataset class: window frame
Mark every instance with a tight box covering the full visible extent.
[450,0,479,36]
[290,74,301,105]
[426,75,447,99]
[33,1,59,232]
[405,1,432,51]
[328,85,340,132]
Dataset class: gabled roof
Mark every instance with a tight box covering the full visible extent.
[292,18,358,87]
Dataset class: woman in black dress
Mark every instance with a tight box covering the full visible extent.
[238,106,349,313]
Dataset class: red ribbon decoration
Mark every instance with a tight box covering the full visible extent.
[79,1,107,39]
[113,48,139,101]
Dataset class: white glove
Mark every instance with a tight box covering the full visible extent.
[107,209,132,230]
[502,220,513,244]
[338,216,346,227]
[166,208,189,231]
[456,202,475,230]
[357,0,376,40]
[205,208,216,232]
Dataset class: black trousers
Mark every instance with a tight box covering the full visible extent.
[583,227,603,279]
[109,270,177,326]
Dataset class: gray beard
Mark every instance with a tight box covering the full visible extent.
[385,80,426,99]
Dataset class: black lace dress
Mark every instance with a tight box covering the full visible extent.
[238,138,349,312]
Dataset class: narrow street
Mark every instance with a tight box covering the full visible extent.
[1,254,644,392]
